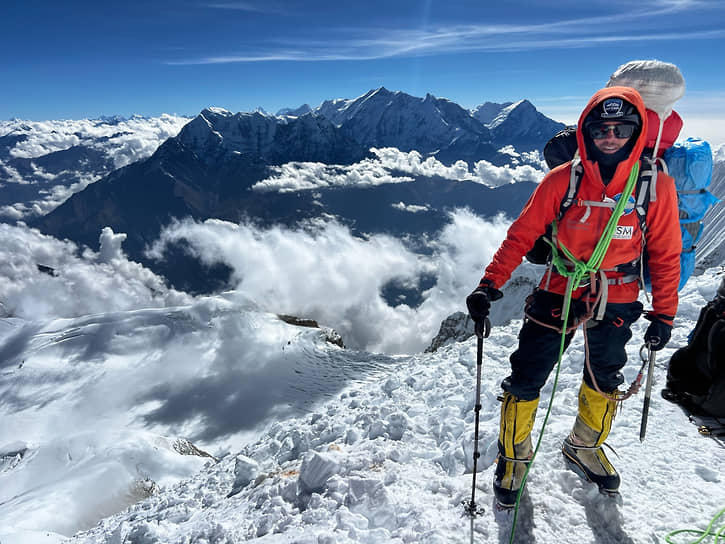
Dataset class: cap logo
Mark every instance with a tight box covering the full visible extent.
[601,98,625,118]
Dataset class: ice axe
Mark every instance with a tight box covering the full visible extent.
[463,317,491,518]
[639,341,658,442]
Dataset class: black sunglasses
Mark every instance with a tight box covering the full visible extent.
[589,123,636,140]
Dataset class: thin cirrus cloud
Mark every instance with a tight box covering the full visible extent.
[203,1,296,14]
[167,6,723,65]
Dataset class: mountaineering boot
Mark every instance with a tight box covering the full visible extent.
[562,382,621,494]
[493,392,539,508]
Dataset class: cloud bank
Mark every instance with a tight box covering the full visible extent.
[146,210,517,353]
[2,207,535,355]
[0,115,191,220]
[0,224,189,321]
[1,115,190,168]
[253,147,546,192]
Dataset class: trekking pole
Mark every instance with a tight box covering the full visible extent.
[639,342,657,442]
[464,317,491,518]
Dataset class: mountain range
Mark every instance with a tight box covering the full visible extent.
[4,88,723,295]
[24,89,560,292]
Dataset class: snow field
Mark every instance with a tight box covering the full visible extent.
[69,268,725,543]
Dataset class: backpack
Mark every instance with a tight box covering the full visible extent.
[528,131,717,291]
[660,138,719,290]
[663,281,725,417]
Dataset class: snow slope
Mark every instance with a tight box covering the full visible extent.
[0,295,381,543]
[697,144,725,269]
[2,267,719,544]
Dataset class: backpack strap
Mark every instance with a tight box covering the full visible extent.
[548,157,661,295]
[559,155,661,220]
[567,157,658,227]
[560,155,583,218]
[635,157,659,231]
[544,155,584,264]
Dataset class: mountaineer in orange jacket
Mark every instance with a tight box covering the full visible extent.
[465,87,680,507]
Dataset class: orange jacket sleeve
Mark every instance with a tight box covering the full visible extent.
[482,165,569,289]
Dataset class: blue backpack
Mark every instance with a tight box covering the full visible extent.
[662,138,719,290]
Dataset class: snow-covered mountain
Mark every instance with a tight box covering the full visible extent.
[470,99,568,151]
[0,115,190,220]
[175,107,367,165]
[30,90,556,294]
[486,99,569,151]
[316,88,496,163]
[277,104,314,117]
[471,101,513,125]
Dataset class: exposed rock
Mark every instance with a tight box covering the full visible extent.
[36,264,58,277]
[425,311,475,352]
[278,314,319,328]
[172,438,215,460]
[278,314,345,348]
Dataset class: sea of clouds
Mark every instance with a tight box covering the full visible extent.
[1,209,521,355]
[1,115,190,168]
[0,115,190,220]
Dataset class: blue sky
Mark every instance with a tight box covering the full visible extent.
[2,0,725,142]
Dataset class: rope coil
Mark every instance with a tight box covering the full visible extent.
[666,506,725,543]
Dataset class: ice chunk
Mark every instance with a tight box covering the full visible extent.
[228,455,259,496]
[299,451,341,494]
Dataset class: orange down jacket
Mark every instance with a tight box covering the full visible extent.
[482,87,681,321]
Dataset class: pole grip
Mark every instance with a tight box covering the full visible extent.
[475,317,491,339]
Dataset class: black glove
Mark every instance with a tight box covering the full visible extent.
[644,313,673,351]
[466,280,503,324]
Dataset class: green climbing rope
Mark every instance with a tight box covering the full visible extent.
[507,162,640,544]
[665,506,725,543]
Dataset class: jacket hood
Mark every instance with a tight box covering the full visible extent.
[576,86,648,188]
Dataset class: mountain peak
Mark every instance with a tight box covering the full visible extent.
[253,106,272,116]
[371,86,392,96]
[94,115,127,125]
[471,101,514,125]
[277,104,313,117]
[487,99,566,150]
[488,99,540,129]
[201,107,233,118]
[506,99,536,113]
